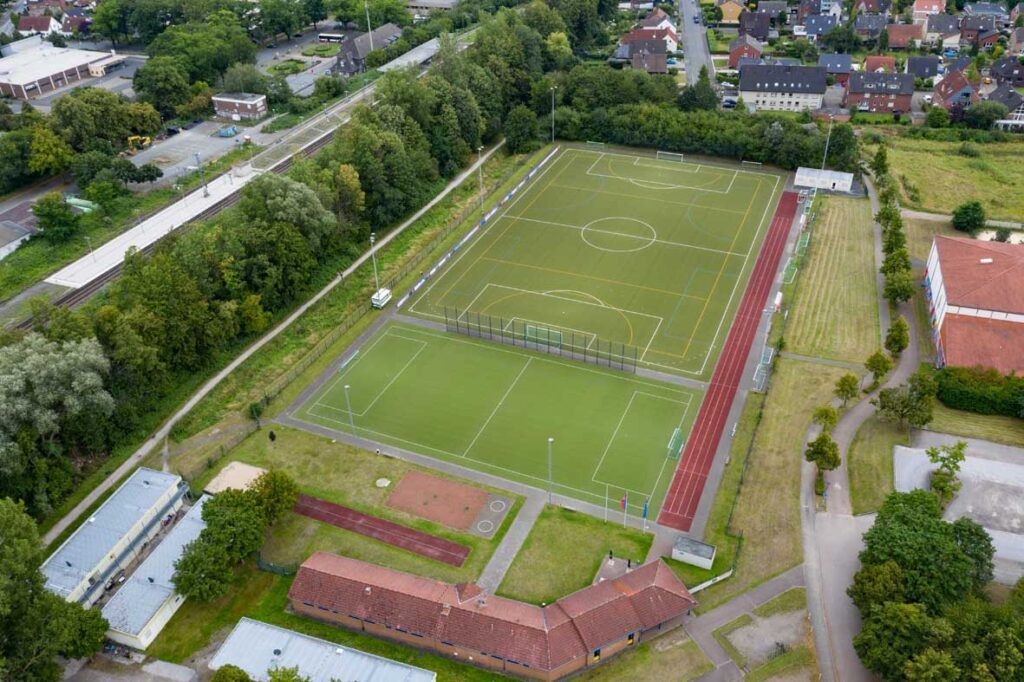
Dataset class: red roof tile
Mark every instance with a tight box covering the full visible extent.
[887,23,923,47]
[289,553,696,671]
[864,55,897,72]
[17,15,57,32]
[941,315,1024,375]
[934,236,1024,314]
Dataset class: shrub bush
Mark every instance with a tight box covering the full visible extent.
[935,366,1024,417]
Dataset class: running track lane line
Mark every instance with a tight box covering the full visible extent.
[293,494,472,567]
[658,192,799,532]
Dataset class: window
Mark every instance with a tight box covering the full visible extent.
[628,633,636,645]
[593,649,602,661]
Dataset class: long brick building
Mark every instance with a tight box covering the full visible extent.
[289,552,697,681]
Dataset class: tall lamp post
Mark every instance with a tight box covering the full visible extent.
[194,153,209,198]
[547,437,554,504]
[476,145,484,213]
[549,85,558,144]
[344,384,356,436]
[370,232,380,292]
[821,115,834,170]
[364,0,374,49]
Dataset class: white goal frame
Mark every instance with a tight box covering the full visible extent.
[656,150,685,163]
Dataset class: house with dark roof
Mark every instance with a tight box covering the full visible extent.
[864,55,897,72]
[797,0,820,23]
[991,55,1024,87]
[26,0,65,16]
[887,22,924,49]
[925,14,961,48]
[907,55,940,79]
[739,11,772,41]
[925,237,1024,375]
[729,33,763,68]
[1009,26,1024,55]
[288,552,697,682]
[818,53,852,85]
[621,26,679,52]
[946,55,972,74]
[338,23,402,74]
[640,7,675,30]
[960,15,995,42]
[853,0,892,15]
[805,14,838,42]
[845,72,915,111]
[855,13,888,38]
[987,82,1024,115]
[964,1,1009,26]
[630,41,669,74]
[739,64,827,111]
[935,68,979,109]
[755,1,788,22]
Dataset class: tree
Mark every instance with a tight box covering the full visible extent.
[31,192,79,243]
[885,316,910,356]
[202,489,268,562]
[504,105,539,153]
[873,384,934,430]
[869,144,889,178]
[91,0,130,44]
[884,267,916,305]
[28,126,73,176]
[848,560,905,614]
[927,440,965,506]
[903,647,961,681]
[964,101,1008,130]
[522,0,567,37]
[805,431,841,471]
[172,537,234,601]
[0,498,108,682]
[251,470,298,523]
[147,13,257,84]
[332,163,364,222]
[303,0,326,27]
[545,31,575,71]
[266,667,311,682]
[855,603,954,680]
[211,665,253,682]
[821,23,862,53]
[925,105,949,128]
[812,404,838,432]
[952,200,986,233]
[134,56,192,118]
[951,517,994,587]
[835,373,860,406]
[223,63,269,95]
[881,247,911,277]
[679,65,719,112]
[260,0,306,40]
[877,26,889,52]
[865,349,893,384]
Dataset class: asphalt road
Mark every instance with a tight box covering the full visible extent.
[677,0,715,84]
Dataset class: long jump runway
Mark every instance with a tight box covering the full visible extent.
[658,191,800,532]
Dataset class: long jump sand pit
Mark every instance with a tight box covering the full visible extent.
[387,471,490,531]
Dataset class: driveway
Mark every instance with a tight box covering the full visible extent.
[677,0,715,83]
[130,122,254,186]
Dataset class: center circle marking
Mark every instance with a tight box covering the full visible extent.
[580,217,657,253]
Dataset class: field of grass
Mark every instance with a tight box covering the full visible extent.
[929,403,1024,448]
[848,415,906,515]
[904,216,958,262]
[576,629,713,681]
[193,425,519,583]
[407,146,783,379]
[787,197,880,364]
[753,587,806,617]
[867,137,1024,221]
[268,58,308,76]
[694,359,848,610]
[294,321,699,517]
[496,505,653,605]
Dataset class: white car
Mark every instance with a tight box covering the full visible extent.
[923,94,933,103]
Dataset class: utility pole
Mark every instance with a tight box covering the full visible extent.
[364,0,374,50]
[549,85,558,144]
[194,152,209,197]
[370,232,380,292]
[476,145,484,213]
[821,115,834,170]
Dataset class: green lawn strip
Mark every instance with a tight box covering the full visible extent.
[711,613,753,668]
[666,394,764,594]
[752,587,806,618]
[904,217,957,263]
[929,403,1024,448]
[497,505,652,605]
[848,414,906,515]
[268,58,308,76]
[302,43,340,56]
[147,564,498,681]
[576,631,714,681]
[744,645,815,682]
[172,146,541,442]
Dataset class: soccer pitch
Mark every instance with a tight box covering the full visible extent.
[408,147,784,379]
[292,322,701,516]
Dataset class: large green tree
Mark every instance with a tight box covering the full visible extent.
[133,56,192,118]
[31,192,80,243]
[147,11,256,84]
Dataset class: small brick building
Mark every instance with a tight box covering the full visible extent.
[211,92,268,120]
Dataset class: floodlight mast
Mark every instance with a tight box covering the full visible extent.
[547,437,554,504]
[344,384,356,436]
[370,232,380,291]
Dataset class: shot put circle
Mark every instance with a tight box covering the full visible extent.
[580,217,657,253]
[489,500,507,513]
[476,519,495,533]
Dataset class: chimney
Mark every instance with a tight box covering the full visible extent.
[477,596,486,609]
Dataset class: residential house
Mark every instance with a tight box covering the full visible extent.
[26,0,66,16]
[288,552,698,682]
[621,27,679,53]
[907,55,940,79]
[991,55,1024,86]
[925,14,961,48]
[60,15,89,36]
[912,0,944,23]
[641,7,675,30]
[935,68,979,109]
[818,53,852,84]
[853,0,892,15]
[337,23,402,74]
[988,82,1024,116]
[629,40,669,73]
[960,15,996,44]
[864,55,898,72]
[855,14,888,39]
[977,29,1000,49]
[729,34,763,68]
[738,63,827,111]
[946,55,972,73]
[16,15,61,35]
[845,71,915,111]
[739,11,772,41]
[887,22,924,49]
[797,0,819,24]
[1010,27,1024,55]
[1012,2,1024,24]
[755,0,788,23]
[719,0,746,23]
[964,1,1009,26]
[805,14,838,42]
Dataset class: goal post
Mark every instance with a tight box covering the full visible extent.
[666,428,684,459]
[585,140,608,149]
[656,150,685,163]
[525,324,563,347]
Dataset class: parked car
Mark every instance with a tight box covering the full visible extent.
[693,15,700,23]
[722,98,737,108]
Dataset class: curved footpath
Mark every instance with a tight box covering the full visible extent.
[801,176,921,682]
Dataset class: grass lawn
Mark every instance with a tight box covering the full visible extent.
[848,415,907,515]
[912,282,935,363]
[867,137,1024,221]
[576,629,713,681]
[787,197,880,364]
[904,216,958,262]
[192,425,520,583]
[497,505,653,605]
[929,403,1024,448]
[753,587,806,617]
[268,58,308,76]
[302,42,340,56]
[694,359,848,611]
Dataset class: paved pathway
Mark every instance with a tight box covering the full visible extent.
[41,144,505,546]
[902,208,1022,230]
[677,0,716,84]
[478,494,545,592]
[779,352,862,372]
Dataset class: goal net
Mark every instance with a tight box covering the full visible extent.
[666,428,684,459]
[656,151,685,163]
[525,324,563,347]
[585,140,608,149]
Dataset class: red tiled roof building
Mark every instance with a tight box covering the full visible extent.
[289,552,697,681]
[925,236,1024,375]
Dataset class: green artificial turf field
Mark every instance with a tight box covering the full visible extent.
[407,146,783,379]
[292,322,701,516]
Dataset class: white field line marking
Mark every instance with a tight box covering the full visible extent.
[306,330,398,417]
[586,167,736,195]
[586,152,606,175]
[576,147,781,181]
[641,315,664,363]
[311,337,426,418]
[462,358,533,457]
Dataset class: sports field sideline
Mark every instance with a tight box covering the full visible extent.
[293,322,701,517]
[407,146,784,379]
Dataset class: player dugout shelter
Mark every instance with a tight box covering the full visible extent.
[794,167,854,193]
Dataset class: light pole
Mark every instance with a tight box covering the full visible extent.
[194,152,209,197]
[821,115,834,170]
[364,0,374,50]
[344,384,356,436]
[369,232,380,292]
[476,145,484,214]
[549,85,558,144]
[547,437,554,504]
[84,235,95,261]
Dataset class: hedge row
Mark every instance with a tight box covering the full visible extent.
[936,366,1024,417]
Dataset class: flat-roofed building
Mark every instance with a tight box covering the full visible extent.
[41,468,186,606]
[0,37,112,99]
[212,92,269,120]
[102,496,207,650]
[211,618,437,682]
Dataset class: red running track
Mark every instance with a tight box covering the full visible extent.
[658,191,800,532]
[294,494,471,567]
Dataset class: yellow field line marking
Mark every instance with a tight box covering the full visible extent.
[479,288,637,345]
